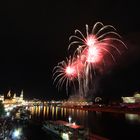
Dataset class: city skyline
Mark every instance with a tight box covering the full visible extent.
[0,1,140,100]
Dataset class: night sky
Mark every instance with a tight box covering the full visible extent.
[0,1,140,100]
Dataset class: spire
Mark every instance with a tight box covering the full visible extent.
[7,90,11,97]
[13,93,16,98]
[20,90,23,98]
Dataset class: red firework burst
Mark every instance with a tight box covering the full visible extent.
[53,22,127,95]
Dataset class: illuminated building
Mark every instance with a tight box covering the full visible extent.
[122,93,140,103]
[0,90,24,105]
[0,95,4,102]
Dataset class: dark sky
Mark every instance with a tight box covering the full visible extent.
[0,1,140,100]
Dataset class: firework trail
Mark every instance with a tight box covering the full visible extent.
[53,22,127,97]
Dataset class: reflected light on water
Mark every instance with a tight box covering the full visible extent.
[72,109,74,116]
[56,107,58,120]
[52,106,54,119]
[38,106,40,117]
[46,106,49,116]
[35,106,38,116]
[27,105,140,139]
[61,108,63,116]
[43,106,46,117]
[64,108,66,117]
[31,107,34,116]
[125,113,140,122]
[29,105,88,122]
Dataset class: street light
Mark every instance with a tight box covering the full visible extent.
[12,128,21,139]
[68,116,72,124]
[61,132,69,140]
[6,112,10,117]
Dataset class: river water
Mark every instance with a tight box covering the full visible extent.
[27,105,140,140]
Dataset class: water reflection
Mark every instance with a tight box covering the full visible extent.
[46,106,49,117]
[38,106,40,117]
[28,105,140,139]
[29,105,88,123]
[43,106,46,118]
[125,113,140,122]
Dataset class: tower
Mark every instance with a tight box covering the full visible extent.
[20,90,24,100]
[7,90,11,98]
[13,93,16,99]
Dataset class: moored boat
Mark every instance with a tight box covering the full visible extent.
[42,120,86,140]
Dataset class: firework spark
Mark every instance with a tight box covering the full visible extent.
[68,22,127,97]
[53,22,127,97]
[68,22,127,65]
[53,57,75,93]
[52,56,84,94]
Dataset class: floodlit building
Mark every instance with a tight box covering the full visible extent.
[122,93,140,104]
[0,95,4,102]
[0,90,24,105]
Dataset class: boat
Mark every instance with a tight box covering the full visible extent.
[42,120,87,140]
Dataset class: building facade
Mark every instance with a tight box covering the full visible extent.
[122,93,140,103]
[0,90,24,105]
